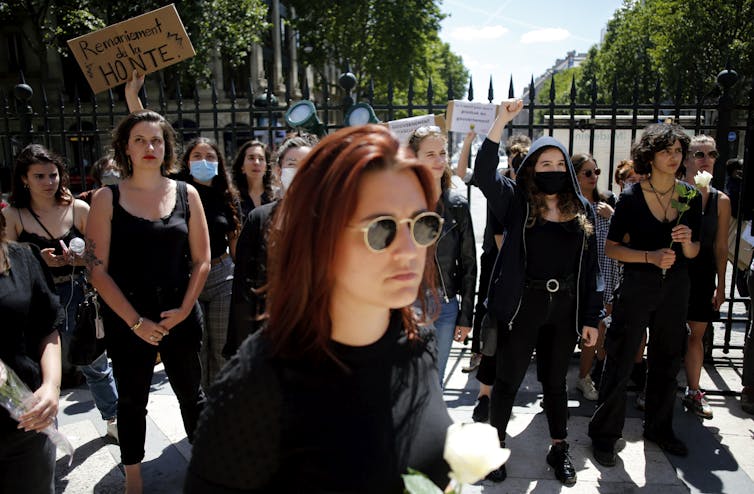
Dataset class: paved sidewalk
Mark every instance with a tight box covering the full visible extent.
[53,323,753,493]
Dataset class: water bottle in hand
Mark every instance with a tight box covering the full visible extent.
[68,237,85,256]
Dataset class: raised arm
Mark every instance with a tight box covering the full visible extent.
[473,99,524,223]
[454,131,476,181]
[125,70,146,113]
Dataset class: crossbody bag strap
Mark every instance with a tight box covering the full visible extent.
[26,205,57,240]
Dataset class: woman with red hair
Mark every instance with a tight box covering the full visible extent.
[186,125,452,492]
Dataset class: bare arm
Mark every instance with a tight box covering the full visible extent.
[454,131,476,179]
[2,207,20,241]
[125,70,145,112]
[18,330,61,432]
[159,184,211,330]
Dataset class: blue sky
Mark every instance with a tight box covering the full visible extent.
[439,0,626,102]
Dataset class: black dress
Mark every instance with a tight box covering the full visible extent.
[186,311,452,493]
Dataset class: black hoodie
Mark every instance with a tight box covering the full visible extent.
[473,136,604,335]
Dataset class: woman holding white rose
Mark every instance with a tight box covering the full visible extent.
[681,135,730,420]
[589,123,701,466]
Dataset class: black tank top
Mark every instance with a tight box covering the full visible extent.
[694,186,719,266]
[106,181,192,318]
[17,206,85,278]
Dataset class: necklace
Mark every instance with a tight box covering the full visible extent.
[648,179,675,222]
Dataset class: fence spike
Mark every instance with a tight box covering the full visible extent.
[447,73,454,101]
[302,73,310,100]
[467,76,474,101]
[570,74,576,102]
[368,78,375,105]
[487,76,494,103]
[549,73,556,102]
[508,75,515,99]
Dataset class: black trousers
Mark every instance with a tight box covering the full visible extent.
[472,247,498,353]
[104,304,204,465]
[490,286,578,442]
[0,427,55,494]
[589,267,689,450]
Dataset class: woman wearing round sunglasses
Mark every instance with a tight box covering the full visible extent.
[572,153,618,402]
[186,125,453,493]
[474,100,602,486]
[681,135,730,420]
[408,126,477,387]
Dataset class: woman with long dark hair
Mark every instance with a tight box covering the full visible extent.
[87,109,210,493]
[179,137,241,389]
[589,123,701,466]
[2,144,119,439]
[187,125,452,493]
[474,100,602,486]
[231,140,274,219]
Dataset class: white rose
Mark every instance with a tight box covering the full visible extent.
[694,170,713,189]
[443,422,511,484]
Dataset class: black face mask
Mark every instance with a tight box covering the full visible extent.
[534,171,568,195]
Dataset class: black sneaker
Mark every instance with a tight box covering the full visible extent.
[472,395,490,423]
[485,464,507,482]
[643,430,688,457]
[546,441,577,485]
[592,444,616,467]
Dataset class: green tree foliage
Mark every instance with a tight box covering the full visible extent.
[288,0,468,106]
[578,0,752,104]
[2,0,268,83]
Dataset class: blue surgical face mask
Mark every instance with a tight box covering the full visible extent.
[189,160,219,183]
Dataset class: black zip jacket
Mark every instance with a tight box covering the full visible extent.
[473,136,603,335]
[434,188,477,328]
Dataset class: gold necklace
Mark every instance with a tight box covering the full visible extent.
[648,179,675,222]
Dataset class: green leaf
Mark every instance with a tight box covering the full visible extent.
[675,183,687,196]
[402,472,444,494]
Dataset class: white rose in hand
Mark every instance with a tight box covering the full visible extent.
[694,170,713,189]
[443,422,511,484]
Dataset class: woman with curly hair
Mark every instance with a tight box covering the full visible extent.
[589,123,701,466]
[474,100,602,486]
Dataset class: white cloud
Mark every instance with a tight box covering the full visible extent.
[520,28,570,44]
[450,25,508,41]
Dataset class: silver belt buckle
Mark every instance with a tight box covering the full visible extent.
[546,279,560,293]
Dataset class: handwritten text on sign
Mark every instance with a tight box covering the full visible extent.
[386,115,442,145]
[446,101,497,136]
[67,4,195,94]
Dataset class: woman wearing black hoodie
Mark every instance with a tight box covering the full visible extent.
[474,100,603,486]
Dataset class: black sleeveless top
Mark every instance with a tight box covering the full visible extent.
[17,205,85,279]
[693,186,720,267]
[106,181,192,318]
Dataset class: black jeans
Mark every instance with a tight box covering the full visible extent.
[490,285,578,442]
[0,427,55,494]
[589,267,689,450]
[104,304,204,465]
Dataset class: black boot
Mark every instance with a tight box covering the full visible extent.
[485,441,507,482]
[472,395,490,423]
[546,441,577,485]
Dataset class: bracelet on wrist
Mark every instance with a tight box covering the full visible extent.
[130,317,144,332]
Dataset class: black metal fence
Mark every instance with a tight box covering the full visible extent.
[1,67,753,354]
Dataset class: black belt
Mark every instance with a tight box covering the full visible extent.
[525,275,575,293]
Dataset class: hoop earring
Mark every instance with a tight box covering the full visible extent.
[24,183,29,190]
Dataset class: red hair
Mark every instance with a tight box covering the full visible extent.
[264,124,438,360]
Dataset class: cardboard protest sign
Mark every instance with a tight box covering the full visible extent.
[446,101,498,136]
[385,114,446,145]
[67,4,195,94]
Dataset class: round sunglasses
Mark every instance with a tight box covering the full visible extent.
[581,168,601,178]
[356,211,444,252]
[693,150,719,160]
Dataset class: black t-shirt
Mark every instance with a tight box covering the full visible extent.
[186,311,452,493]
[608,182,702,272]
[525,218,582,280]
[0,243,63,432]
[193,181,236,259]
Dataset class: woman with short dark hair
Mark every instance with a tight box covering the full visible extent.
[589,123,701,466]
